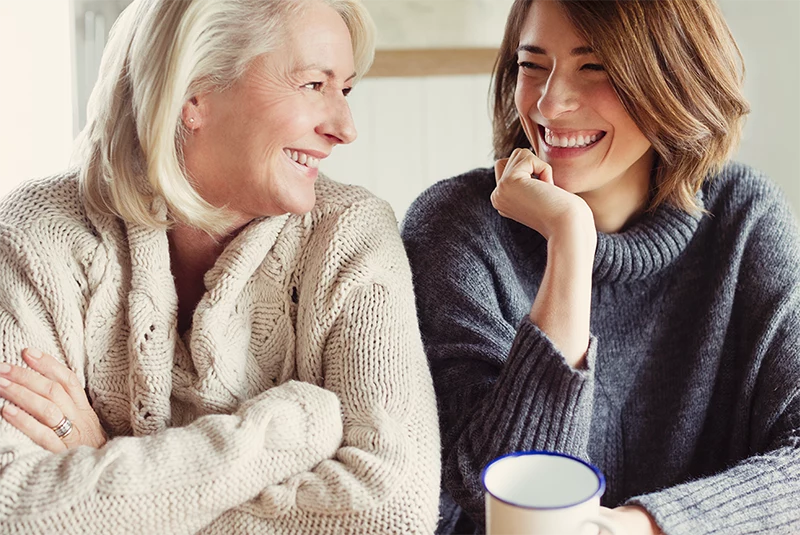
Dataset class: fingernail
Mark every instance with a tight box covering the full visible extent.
[0,377,10,387]
[25,348,42,359]
[0,363,10,374]
[3,404,17,416]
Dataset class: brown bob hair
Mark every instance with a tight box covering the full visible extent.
[492,0,750,213]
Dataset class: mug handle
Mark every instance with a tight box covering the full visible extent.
[583,515,621,535]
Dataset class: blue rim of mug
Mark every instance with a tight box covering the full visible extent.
[480,450,606,510]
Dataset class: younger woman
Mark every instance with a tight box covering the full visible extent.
[402,1,800,533]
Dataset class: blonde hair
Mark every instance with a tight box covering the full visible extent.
[492,0,749,213]
[76,0,375,234]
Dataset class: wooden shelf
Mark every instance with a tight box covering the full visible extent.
[366,48,499,78]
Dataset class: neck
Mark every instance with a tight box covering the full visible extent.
[169,225,232,274]
[580,149,655,234]
[168,223,239,333]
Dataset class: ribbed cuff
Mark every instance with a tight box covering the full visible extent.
[475,317,597,461]
[627,450,800,535]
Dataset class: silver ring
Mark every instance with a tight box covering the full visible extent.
[51,416,73,439]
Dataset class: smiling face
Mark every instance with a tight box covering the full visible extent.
[515,0,654,211]
[181,2,357,229]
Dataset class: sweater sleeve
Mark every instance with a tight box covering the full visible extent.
[0,196,440,534]
[401,181,598,527]
[0,220,334,534]
[200,197,441,534]
[628,395,800,535]
[627,186,800,535]
[0,242,343,534]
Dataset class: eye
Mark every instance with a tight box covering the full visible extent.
[342,87,352,97]
[303,81,324,91]
[581,64,605,72]
[518,61,545,71]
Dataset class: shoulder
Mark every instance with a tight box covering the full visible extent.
[0,172,85,227]
[312,174,397,227]
[0,172,99,255]
[300,175,408,284]
[701,162,800,294]
[401,167,499,240]
[404,168,496,224]
[703,161,792,224]
[700,161,799,265]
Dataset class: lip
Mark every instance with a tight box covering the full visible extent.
[537,124,606,159]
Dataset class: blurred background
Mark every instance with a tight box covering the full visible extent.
[1,0,798,220]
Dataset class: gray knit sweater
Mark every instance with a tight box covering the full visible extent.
[401,162,800,535]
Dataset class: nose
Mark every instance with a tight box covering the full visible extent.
[319,94,357,145]
[537,70,579,120]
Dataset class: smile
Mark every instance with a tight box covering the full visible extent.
[540,126,606,149]
[284,149,320,169]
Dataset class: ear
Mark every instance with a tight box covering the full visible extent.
[181,96,205,130]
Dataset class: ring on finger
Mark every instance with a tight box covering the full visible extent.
[51,416,73,439]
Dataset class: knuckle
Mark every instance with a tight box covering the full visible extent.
[46,381,65,400]
[8,366,29,384]
[42,403,61,424]
[68,371,81,387]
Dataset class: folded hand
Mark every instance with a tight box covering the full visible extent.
[0,348,107,452]
[492,148,595,243]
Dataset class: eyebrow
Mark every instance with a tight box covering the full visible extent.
[296,65,357,82]
[516,45,595,56]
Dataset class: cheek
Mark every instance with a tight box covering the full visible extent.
[598,91,649,149]
[514,78,538,117]
[276,100,324,139]
[514,81,542,149]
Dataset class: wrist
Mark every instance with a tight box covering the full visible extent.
[546,228,596,277]
[546,205,597,259]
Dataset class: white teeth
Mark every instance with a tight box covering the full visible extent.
[285,149,320,169]
[543,127,602,149]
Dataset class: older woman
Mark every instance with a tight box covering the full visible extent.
[403,0,800,534]
[0,0,439,533]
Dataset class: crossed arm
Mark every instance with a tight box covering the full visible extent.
[0,202,440,534]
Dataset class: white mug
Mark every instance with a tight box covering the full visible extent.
[482,451,621,535]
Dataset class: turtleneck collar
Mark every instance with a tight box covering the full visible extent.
[592,190,704,283]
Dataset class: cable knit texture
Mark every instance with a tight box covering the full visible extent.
[0,173,440,534]
[401,162,800,535]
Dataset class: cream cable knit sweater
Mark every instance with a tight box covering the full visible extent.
[0,173,440,534]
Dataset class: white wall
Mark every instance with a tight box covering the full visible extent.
[322,74,496,220]
[719,0,800,214]
[364,0,513,49]
[0,0,73,199]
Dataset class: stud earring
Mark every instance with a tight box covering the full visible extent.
[189,118,195,124]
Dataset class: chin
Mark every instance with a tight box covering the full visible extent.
[281,192,317,215]
[551,171,588,195]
